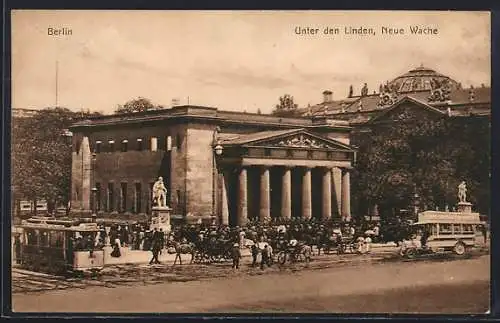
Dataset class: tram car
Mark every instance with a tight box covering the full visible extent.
[18,217,104,275]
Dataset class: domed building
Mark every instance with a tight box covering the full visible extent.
[303,65,490,126]
[387,65,461,93]
[301,64,490,222]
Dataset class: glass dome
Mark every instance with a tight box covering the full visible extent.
[386,65,460,93]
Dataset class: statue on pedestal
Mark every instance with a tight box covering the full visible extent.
[153,176,168,208]
[458,181,467,203]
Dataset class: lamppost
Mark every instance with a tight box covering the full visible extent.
[212,126,224,224]
[413,188,420,221]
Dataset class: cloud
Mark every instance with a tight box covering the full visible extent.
[11,11,490,114]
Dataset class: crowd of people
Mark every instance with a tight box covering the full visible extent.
[89,217,382,267]
[170,217,380,246]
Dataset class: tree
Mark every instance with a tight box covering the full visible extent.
[351,114,490,235]
[12,107,102,216]
[115,97,161,114]
[271,94,299,117]
[257,108,262,115]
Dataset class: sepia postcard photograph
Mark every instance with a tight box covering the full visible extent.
[9,10,491,314]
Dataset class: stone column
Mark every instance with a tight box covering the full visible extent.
[281,167,292,220]
[237,168,248,227]
[341,168,351,221]
[220,171,229,226]
[332,167,342,217]
[302,167,312,220]
[259,167,271,224]
[322,168,332,220]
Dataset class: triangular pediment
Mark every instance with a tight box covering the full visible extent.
[222,129,355,151]
[367,96,445,124]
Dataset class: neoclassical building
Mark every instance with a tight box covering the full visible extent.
[69,65,490,225]
[69,108,356,225]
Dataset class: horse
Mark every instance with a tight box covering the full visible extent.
[166,239,196,266]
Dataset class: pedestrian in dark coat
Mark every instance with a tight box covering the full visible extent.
[251,242,259,267]
[261,244,270,270]
[231,243,241,269]
[149,228,161,265]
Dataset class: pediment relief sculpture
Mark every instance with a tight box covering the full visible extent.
[276,134,332,149]
[390,108,415,121]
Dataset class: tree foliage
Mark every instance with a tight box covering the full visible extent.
[12,107,102,215]
[351,114,490,229]
[271,94,299,117]
[115,97,162,114]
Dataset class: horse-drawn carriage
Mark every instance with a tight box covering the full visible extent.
[165,232,234,265]
[274,239,312,265]
[193,237,233,264]
[313,229,358,255]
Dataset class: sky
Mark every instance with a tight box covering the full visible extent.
[11,10,491,114]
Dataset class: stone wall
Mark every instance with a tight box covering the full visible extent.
[324,131,350,145]
[70,123,188,217]
[185,123,217,217]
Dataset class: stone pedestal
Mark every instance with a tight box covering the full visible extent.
[457,202,472,213]
[151,206,172,233]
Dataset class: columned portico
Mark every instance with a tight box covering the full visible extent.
[259,167,271,223]
[281,167,292,220]
[302,167,312,220]
[215,129,356,225]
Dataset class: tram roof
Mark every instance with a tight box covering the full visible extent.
[19,218,100,232]
[413,219,482,225]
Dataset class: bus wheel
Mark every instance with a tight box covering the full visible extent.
[453,242,466,255]
[406,248,416,259]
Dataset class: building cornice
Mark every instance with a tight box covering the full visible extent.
[69,105,352,132]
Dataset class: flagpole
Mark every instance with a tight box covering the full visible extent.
[55,60,59,107]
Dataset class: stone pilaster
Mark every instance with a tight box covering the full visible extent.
[221,170,229,225]
[81,136,91,213]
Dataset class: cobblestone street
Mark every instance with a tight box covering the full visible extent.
[12,253,490,313]
[12,246,488,295]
